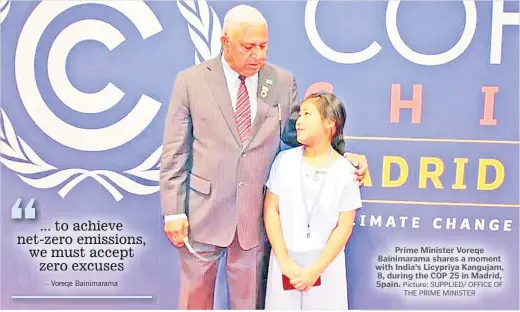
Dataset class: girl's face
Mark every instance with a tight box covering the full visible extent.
[295,99,334,146]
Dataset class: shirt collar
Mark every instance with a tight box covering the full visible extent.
[221,54,258,85]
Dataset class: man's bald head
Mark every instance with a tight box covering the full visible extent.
[220,5,268,77]
[223,5,267,38]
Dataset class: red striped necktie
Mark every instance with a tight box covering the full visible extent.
[235,75,251,144]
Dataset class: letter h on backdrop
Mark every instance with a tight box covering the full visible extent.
[390,84,423,124]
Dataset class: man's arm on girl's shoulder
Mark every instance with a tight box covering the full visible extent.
[343,152,368,186]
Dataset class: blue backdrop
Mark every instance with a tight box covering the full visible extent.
[1,0,518,310]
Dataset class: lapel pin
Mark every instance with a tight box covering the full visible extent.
[261,85,269,98]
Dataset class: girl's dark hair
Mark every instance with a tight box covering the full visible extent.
[304,92,346,155]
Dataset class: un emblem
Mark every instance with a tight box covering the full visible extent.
[0,0,222,201]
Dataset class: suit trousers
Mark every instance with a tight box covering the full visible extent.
[177,231,266,309]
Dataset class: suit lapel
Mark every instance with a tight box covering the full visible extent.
[246,65,274,149]
[205,57,242,146]
[205,58,276,149]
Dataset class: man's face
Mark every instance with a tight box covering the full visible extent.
[222,23,268,77]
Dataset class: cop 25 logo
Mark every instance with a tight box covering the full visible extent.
[0,0,221,201]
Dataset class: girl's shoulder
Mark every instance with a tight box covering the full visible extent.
[274,146,303,165]
[334,154,357,172]
[331,152,358,182]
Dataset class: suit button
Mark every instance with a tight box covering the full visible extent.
[241,152,247,158]
[238,182,245,188]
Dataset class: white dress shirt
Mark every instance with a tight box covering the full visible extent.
[164,56,259,222]
[221,55,259,122]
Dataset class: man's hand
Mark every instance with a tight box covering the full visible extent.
[344,152,368,185]
[164,218,189,248]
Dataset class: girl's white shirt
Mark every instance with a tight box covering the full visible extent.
[266,146,362,253]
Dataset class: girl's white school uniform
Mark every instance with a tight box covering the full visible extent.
[264,146,362,310]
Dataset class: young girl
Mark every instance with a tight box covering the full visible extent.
[263,92,362,310]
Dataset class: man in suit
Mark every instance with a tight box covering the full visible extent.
[159,5,368,310]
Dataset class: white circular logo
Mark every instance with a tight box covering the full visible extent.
[1,0,222,200]
[15,1,163,152]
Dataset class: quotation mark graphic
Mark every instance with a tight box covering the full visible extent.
[11,198,36,219]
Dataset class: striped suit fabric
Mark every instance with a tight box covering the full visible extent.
[159,56,299,309]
